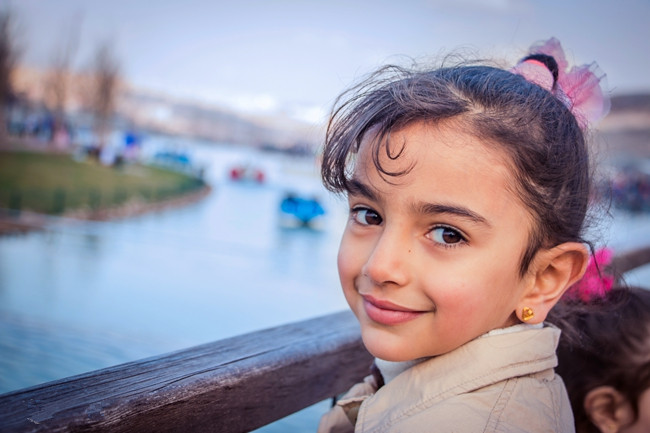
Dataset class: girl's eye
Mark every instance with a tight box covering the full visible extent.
[429,226,466,246]
[352,208,382,226]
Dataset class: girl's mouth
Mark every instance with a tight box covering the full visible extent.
[362,295,426,326]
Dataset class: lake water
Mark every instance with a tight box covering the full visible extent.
[1,137,649,431]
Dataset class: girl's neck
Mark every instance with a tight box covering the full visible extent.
[374,357,426,385]
[375,322,545,384]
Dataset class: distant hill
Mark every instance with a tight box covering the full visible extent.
[119,87,323,154]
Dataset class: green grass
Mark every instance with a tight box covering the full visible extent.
[0,151,206,215]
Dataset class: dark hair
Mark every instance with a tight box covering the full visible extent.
[550,287,650,433]
[321,59,592,275]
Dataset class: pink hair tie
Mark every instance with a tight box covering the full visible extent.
[564,247,615,302]
[510,58,555,92]
[511,37,611,130]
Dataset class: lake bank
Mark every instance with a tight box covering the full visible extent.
[0,184,212,235]
[0,143,211,235]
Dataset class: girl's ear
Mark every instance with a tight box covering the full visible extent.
[516,242,589,323]
[584,386,635,433]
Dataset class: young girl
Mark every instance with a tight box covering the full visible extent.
[317,38,609,432]
[553,278,650,433]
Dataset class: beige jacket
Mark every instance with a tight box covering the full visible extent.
[318,325,574,433]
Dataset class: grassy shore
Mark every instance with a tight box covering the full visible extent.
[0,150,208,218]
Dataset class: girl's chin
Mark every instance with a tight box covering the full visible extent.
[361,330,423,362]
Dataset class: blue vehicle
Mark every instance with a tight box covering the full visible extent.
[279,193,326,228]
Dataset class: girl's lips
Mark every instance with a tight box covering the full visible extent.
[362,295,426,326]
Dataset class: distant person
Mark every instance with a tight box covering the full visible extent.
[317,37,609,432]
[550,262,650,433]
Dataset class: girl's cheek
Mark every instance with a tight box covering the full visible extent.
[337,236,354,280]
[337,232,365,285]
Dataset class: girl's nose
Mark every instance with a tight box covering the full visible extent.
[362,228,410,287]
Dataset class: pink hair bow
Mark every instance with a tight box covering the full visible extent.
[564,247,615,302]
[511,37,611,130]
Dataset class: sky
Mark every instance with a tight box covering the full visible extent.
[7,0,650,124]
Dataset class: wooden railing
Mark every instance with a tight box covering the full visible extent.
[610,245,650,280]
[1,246,648,432]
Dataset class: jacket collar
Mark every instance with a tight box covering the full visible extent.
[353,325,561,431]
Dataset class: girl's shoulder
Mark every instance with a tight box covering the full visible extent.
[367,372,574,432]
[317,373,379,433]
[356,326,573,432]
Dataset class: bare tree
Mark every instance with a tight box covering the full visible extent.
[44,15,81,143]
[89,40,120,152]
[0,8,20,142]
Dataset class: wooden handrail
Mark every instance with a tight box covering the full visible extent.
[610,245,650,279]
[0,247,648,432]
[0,311,372,432]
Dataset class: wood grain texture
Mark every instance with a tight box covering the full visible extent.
[0,311,372,432]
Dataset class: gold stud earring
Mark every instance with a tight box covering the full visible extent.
[521,307,534,322]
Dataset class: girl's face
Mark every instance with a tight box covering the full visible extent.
[338,121,536,361]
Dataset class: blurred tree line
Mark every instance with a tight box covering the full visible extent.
[0,6,121,152]
[0,8,18,142]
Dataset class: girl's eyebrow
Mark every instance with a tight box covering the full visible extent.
[416,202,491,227]
[347,178,378,201]
[348,177,490,227]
